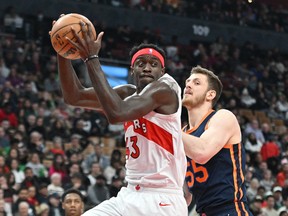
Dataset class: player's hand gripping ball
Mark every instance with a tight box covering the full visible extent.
[50,13,96,60]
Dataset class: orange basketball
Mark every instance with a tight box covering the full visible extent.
[50,13,96,60]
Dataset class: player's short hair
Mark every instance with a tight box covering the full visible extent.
[129,43,166,67]
[190,65,223,106]
[62,188,84,202]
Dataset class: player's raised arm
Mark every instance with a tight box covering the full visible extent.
[67,21,177,123]
[57,54,136,110]
[51,15,136,111]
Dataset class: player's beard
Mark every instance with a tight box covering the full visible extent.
[182,92,206,109]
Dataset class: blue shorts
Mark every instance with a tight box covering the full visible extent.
[198,202,253,216]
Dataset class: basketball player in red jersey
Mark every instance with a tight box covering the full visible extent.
[182,66,253,216]
[55,20,188,215]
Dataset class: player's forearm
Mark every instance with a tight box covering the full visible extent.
[58,55,83,103]
[182,132,209,164]
[57,55,103,110]
[85,59,126,123]
[58,54,83,88]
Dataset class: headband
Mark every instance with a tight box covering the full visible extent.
[131,48,165,67]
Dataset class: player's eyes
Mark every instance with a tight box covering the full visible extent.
[151,62,158,67]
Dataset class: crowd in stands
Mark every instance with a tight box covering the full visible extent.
[0,1,288,216]
[90,0,288,33]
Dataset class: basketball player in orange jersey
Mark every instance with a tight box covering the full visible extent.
[54,20,188,215]
[182,66,253,216]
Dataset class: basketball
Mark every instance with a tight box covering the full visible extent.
[50,13,96,60]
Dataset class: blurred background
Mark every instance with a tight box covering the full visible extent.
[0,0,288,215]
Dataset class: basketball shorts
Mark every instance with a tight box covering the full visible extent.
[82,184,188,216]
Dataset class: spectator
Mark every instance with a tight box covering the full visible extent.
[65,134,84,159]
[37,183,49,204]
[48,137,65,156]
[5,65,23,89]
[240,87,256,108]
[43,72,59,94]
[67,152,83,166]
[81,143,110,172]
[261,122,274,142]
[0,155,10,175]
[276,93,288,118]
[0,57,10,79]
[261,138,280,174]
[0,88,18,111]
[260,169,274,192]
[0,126,10,150]
[109,175,123,198]
[86,174,110,208]
[273,186,283,210]
[47,193,63,216]
[20,167,39,190]
[35,203,49,216]
[63,173,87,197]
[247,177,260,203]
[279,209,288,216]
[26,185,39,208]
[47,119,70,141]
[281,135,288,155]
[14,201,32,216]
[278,196,288,215]
[87,162,102,186]
[0,102,18,128]
[0,198,8,216]
[253,157,270,181]
[245,132,263,154]
[10,158,25,187]
[33,117,46,139]
[47,173,64,197]
[103,160,123,185]
[5,148,20,165]
[249,195,264,216]
[262,193,278,216]
[276,162,288,188]
[3,6,23,33]
[25,152,47,179]
[62,163,82,187]
[12,187,35,215]
[48,154,67,180]
[26,131,45,157]
[244,119,265,144]
[0,174,15,213]
[70,119,89,138]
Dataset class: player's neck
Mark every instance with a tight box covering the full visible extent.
[187,105,213,129]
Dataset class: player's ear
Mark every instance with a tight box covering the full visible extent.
[161,67,165,75]
[130,66,134,75]
[207,90,216,101]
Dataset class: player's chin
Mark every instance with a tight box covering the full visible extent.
[67,210,78,215]
[182,97,189,105]
[182,98,192,108]
[139,80,151,89]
